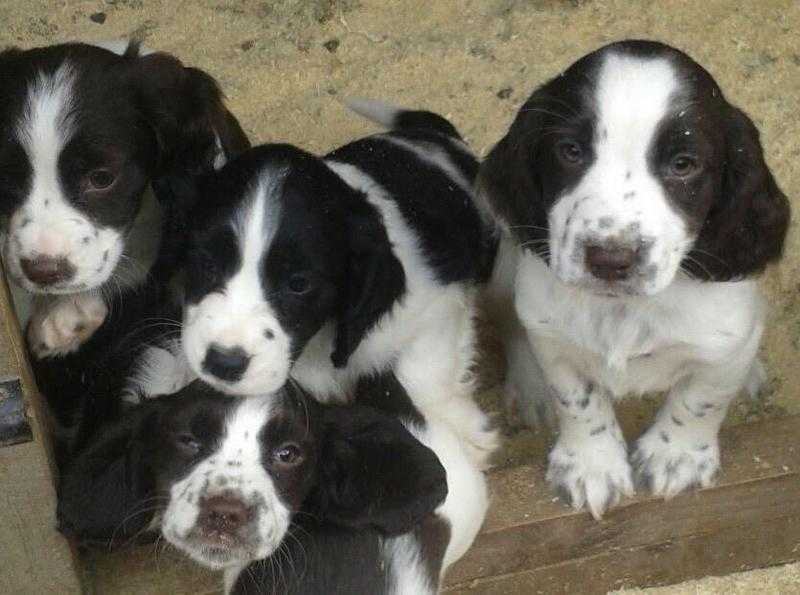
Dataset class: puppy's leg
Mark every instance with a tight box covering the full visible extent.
[541,354,633,519]
[27,292,108,358]
[504,324,556,428]
[632,327,762,498]
[396,292,500,470]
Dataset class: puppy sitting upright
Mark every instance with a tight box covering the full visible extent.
[480,40,789,518]
[181,103,498,467]
[0,40,248,357]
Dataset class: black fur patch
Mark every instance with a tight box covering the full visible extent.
[328,133,488,285]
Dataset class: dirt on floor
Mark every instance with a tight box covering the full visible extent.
[1,1,799,593]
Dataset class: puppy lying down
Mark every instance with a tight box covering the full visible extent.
[179,101,498,469]
[58,369,487,594]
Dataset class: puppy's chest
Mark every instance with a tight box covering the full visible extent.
[541,302,674,367]
[526,295,703,396]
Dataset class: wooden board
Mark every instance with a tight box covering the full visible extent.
[0,266,83,594]
[444,415,800,594]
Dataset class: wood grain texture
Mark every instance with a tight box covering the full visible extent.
[0,264,82,594]
[444,415,800,594]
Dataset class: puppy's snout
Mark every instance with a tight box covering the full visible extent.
[198,494,253,535]
[20,256,75,286]
[203,344,250,382]
[585,244,640,281]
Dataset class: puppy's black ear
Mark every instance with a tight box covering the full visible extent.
[690,105,790,280]
[309,406,447,535]
[126,51,250,180]
[57,401,162,544]
[477,89,553,249]
[331,203,405,368]
[126,51,250,278]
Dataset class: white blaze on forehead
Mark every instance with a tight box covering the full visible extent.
[230,172,285,305]
[16,64,77,220]
[593,52,679,168]
[215,171,284,327]
[17,63,77,156]
[218,395,274,461]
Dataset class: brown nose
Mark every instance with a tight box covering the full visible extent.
[20,257,76,286]
[197,495,253,535]
[585,244,639,281]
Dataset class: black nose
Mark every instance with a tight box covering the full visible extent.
[585,244,639,281]
[202,344,250,382]
[197,494,253,535]
[20,256,75,286]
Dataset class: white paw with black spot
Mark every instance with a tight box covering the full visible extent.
[631,426,719,498]
[546,430,634,520]
[28,294,108,358]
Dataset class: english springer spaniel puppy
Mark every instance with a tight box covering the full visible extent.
[0,40,248,447]
[58,372,488,594]
[479,40,790,518]
[180,102,498,468]
[0,40,248,358]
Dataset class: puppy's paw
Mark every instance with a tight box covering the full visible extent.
[546,434,633,520]
[631,426,719,498]
[460,423,502,471]
[432,394,501,470]
[28,294,108,359]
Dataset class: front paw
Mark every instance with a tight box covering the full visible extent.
[546,434,634,520]
[27,294,108,359]
[631,427,720,498]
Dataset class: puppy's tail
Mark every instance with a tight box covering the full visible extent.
[344,97,463,139]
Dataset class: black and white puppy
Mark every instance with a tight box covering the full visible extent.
[0,40,248,357]
[181,102,497,467]
[479,40,790,518]
[59,372,488,594]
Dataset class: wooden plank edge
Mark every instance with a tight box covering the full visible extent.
[445,414,800,588]
[444,507,800,594]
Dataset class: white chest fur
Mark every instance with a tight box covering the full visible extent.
[513,249,764,398]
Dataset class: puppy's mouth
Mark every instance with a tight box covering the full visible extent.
[171,528,262,570]
[573,276,653,298]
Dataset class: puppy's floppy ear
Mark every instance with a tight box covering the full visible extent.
[57,401,163,544]
[689,104,790,280]
[477,89,552,247]
[125,50,250,179]
[308,406,447,535]
[125,50,250,277]
[331,201,405,368]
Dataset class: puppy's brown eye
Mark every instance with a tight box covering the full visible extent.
[557,140,584,165]
[176,433,201,455]
[88,169,115,190]
[670,154,698,177]
[287,274,310,295]
[273,443,303,467]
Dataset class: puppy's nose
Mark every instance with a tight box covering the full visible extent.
[198,495,252,535]
[585,244,639,281]
[20,256,75,286]
[203,344,250,382]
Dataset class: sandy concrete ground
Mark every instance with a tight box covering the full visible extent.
[1,1,798,593]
